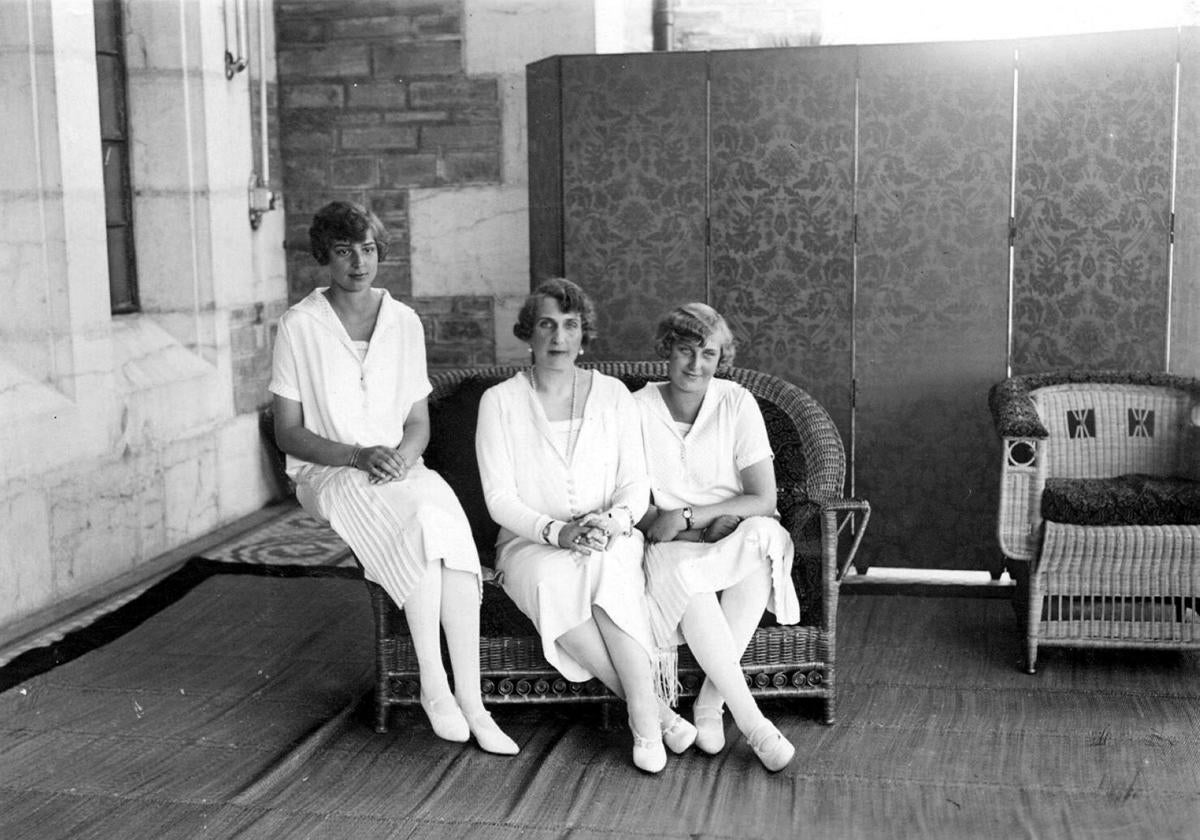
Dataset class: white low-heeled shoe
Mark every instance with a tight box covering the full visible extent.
[419,693,469,743]
[661,714,698,754]
[693,704,726,755]
[467,710,519,755]
[746,721,795,772]
[630,720,667,774]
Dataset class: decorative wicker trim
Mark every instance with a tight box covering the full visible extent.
[989,369,1200,440]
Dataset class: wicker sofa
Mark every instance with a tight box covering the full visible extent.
[989,370,1200,673]
[262,360,869,729]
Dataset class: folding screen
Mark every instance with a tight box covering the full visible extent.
[527,56,565,287]
[708,47,857,437]
[1011,30,1176,373]
[1175,27,1200,376]
[855,42,1013,572]
[560,53,709,358]
[528,30,1195,572]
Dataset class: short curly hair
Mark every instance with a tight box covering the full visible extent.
[653,302,736,371]
[513,278,599,346]
[309,201,389,265]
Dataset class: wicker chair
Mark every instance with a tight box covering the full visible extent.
[989,370,1200,673]
[367,361,870,730]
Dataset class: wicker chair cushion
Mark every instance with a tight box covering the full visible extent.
[1042,474,1200,526]
[424,375,506,563]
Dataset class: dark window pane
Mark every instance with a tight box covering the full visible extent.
[106,226,137,313]
[93,0,119,52]
[96,54,123,140]
[95,0,137,314]
[101,142,128,225]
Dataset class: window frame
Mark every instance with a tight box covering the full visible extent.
[94,0,139,315]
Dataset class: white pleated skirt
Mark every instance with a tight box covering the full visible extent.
[494,531,653,683]
[643,516,799,650]
[295,462,482,606]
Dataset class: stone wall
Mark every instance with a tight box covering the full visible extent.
[0,0,287,636]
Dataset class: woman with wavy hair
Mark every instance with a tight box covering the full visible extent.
[475,278,696,774]
[635,302,798,772]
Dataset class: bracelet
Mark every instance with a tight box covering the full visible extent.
[348,445,361,468]
[541,520,554,544]
[606,505,633,536]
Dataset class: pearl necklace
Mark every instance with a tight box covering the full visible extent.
[529,366,580,462]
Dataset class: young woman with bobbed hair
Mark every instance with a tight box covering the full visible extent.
[269,201,517,756]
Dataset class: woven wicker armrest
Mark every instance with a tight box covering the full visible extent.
[817,497,872,581]
[990,376,1050,562]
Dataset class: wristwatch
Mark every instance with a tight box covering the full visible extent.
[681,506,694,529]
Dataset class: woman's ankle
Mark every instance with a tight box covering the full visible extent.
[418,670,453,701]
[455,694,486,718]
[734,711,770,739]
[694,680,723,713]
[627,701,660,737]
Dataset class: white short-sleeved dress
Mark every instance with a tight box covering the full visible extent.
[475,371,652,683]
[633,379,800,650]
[269,288,481,607]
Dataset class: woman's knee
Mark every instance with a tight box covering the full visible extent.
[735,515,782,540]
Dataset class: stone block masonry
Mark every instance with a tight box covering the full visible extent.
[276,0,499,367]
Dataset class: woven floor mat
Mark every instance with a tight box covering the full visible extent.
[3,569,1200,840]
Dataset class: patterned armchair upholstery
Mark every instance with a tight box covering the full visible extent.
[367,361,870,730]
[989,370,1200,672]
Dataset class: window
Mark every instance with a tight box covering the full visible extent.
[94,0,138,313]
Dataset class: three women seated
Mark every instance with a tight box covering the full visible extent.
[271,201,800,775]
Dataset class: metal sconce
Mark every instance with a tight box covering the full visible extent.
[227,0,278,228]
[223,0,247,79]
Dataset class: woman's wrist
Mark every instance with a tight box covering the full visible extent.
[542,519,566,546]
[348,445,362,469]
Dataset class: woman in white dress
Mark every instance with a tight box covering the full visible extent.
[475,278,695,774]
[635,302,797,772]
[269,201,517,755]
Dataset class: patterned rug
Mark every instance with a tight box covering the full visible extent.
[200,503,354,566]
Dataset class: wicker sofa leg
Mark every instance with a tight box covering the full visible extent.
[368,579,396,733]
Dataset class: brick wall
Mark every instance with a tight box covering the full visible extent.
[412,295,494,367]
[231,299,289,414]
[275,0,499,366]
